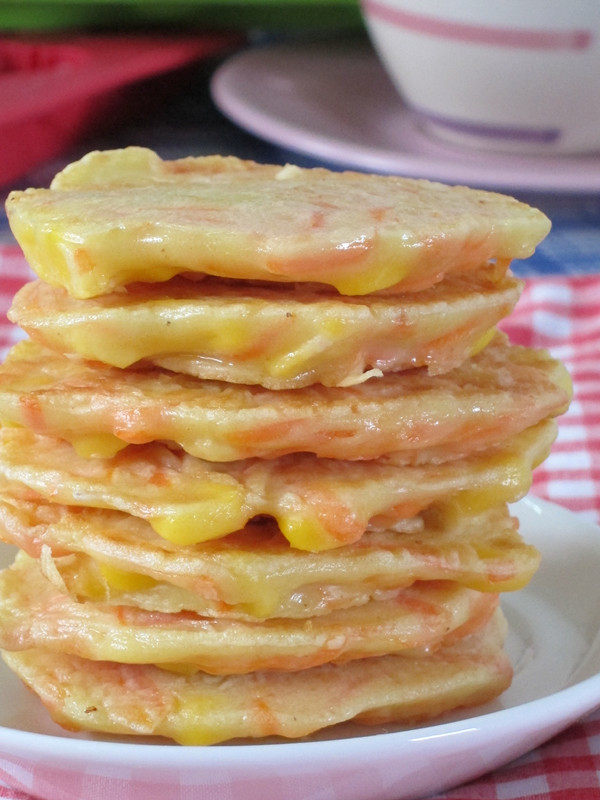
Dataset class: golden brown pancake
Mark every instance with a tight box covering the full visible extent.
[2,611,511,744]
[0,335,569,461]
[0,499,539,619]
[6,147,549,298]
[0,149,566,745]
[0,420,555,550]
[0,553,498,673]
[9,270,522,388]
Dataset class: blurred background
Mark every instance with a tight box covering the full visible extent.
[0,0,599,277]
[1,8,600,799]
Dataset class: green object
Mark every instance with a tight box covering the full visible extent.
[0,1,363,32]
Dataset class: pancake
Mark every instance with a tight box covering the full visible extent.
[2,611,511,743]
[6,147,549,299]
[0,420,556,550]
[0,499,539,618]
[0,335,569,461]
[9,269,522,388]
[0,553,497,673]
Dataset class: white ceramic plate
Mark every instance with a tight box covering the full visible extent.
[1,496,600,800]
[211,42,600,191]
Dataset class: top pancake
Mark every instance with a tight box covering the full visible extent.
[6,147,550,299]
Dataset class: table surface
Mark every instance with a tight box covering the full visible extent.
[0,44,600,800]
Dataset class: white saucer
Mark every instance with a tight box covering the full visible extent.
[211,42,600,191]
[1,496,600,800]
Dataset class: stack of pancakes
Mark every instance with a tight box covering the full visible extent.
[0,149,570,744]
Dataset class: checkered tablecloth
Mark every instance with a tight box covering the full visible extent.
[0,245,599,800]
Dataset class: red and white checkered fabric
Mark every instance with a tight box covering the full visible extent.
[0,246,599,800]
[501,275,600,525]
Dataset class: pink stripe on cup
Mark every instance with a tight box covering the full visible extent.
[362,0,593,50]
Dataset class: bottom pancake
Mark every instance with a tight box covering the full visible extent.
[2,610,511,745]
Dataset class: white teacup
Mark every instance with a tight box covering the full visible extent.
[361,0,600,153]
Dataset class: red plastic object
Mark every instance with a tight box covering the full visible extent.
[0,34,241,186]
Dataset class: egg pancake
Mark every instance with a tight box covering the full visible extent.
[0,335,569,461]
[6,146,549,299]
[0,420,556,550]
[0,499,539,619]
[9,269,521,388]
[2,610,511,744]
[0,553,498,673]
